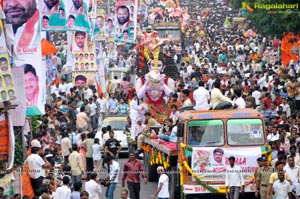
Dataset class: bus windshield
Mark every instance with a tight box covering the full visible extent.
[227,119,265,145]
[187,120,224,147]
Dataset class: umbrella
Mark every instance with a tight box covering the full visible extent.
[41,38,58,55]
[26,106,42,117]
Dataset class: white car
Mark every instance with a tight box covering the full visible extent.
[95,116,129,155]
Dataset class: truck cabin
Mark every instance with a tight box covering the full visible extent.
[178,109,266,147]
[153,23,181,42]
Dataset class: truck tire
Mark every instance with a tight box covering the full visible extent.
[148,164,158,182]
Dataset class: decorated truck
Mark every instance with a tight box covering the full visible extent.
[142,108,269,199]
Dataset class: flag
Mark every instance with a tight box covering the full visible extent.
[244,29,256,38]
[41,38,58,55]
[223,17,231,29]
[50,77,60,86]
[281,32,298,66]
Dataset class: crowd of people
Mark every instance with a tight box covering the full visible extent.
[1,0,300,198]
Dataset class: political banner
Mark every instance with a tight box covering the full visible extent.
[191,147,261,181]
[2,0,44,114]
[88,0,97,19]
[11,67,26,127]
[40,0,66,30]
[92,14,106,41]
[115,0,138,43]
[105,14,116,39]
[72,31,96,72]
[65,0,91,31]
[91,0,106,41]
[73,71,97,88]
[3,0,40,58]
[46,58,59,86]
[95,42,106,94]
[13,42,45,113]
[0,21,16,102]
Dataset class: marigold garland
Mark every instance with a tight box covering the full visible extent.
[181,143,218,193]
[182,160,218,193]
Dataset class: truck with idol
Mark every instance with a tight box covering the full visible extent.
[142,108,269,199]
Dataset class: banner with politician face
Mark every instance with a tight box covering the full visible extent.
[65,0,91,31]
[3,0,41,59]
[0,21,16,102]
[46,58,59,86]
[73,71,96,88]
[90,0,106,41]
[105,14,115,39]
[115,0,137,43]
[72,31,96,76]
[39,0,66,30]
[2,0,45,113]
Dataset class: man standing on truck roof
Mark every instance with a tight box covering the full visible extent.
[225,156,245,199]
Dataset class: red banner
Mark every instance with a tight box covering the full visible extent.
[0,116,8,161]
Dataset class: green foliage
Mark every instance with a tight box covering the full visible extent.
[31,116,42,138]
[13,127,23,166]
[13,116,41,166]
[227,0,300,37]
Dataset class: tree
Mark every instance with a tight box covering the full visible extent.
[227,0,300,37]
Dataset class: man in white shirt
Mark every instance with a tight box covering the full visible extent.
[104,156,120,199]
[130,94,143,140]
[225,156,245,199]
[24,146,51,196]
[280,98,291,117]
[207,76,215,92]
[252,86,261,107]
[272,171,293,199]
[96,93,108,127]
[59,78,68,93]
[233,88,246,108]
[283,156,300,196]
[193,81,210,110]
[83,86,93,100]
[51,84,61,97]
[54,176,71,199]
[267,126,280,142]
[89,98,97,130]
[85,172,102,199]
[152,166,170,199]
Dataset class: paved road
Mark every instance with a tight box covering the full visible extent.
[84,157,253,199]
[85,156,158,199]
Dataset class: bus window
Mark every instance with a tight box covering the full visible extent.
[227,119,265,145]
[187,120,224,146]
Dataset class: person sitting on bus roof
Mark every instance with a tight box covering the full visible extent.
[211,81,236,110]
[158,119,177,143]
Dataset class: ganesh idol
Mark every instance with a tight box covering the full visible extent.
[137,26,166,67]
[135,56,175,121]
